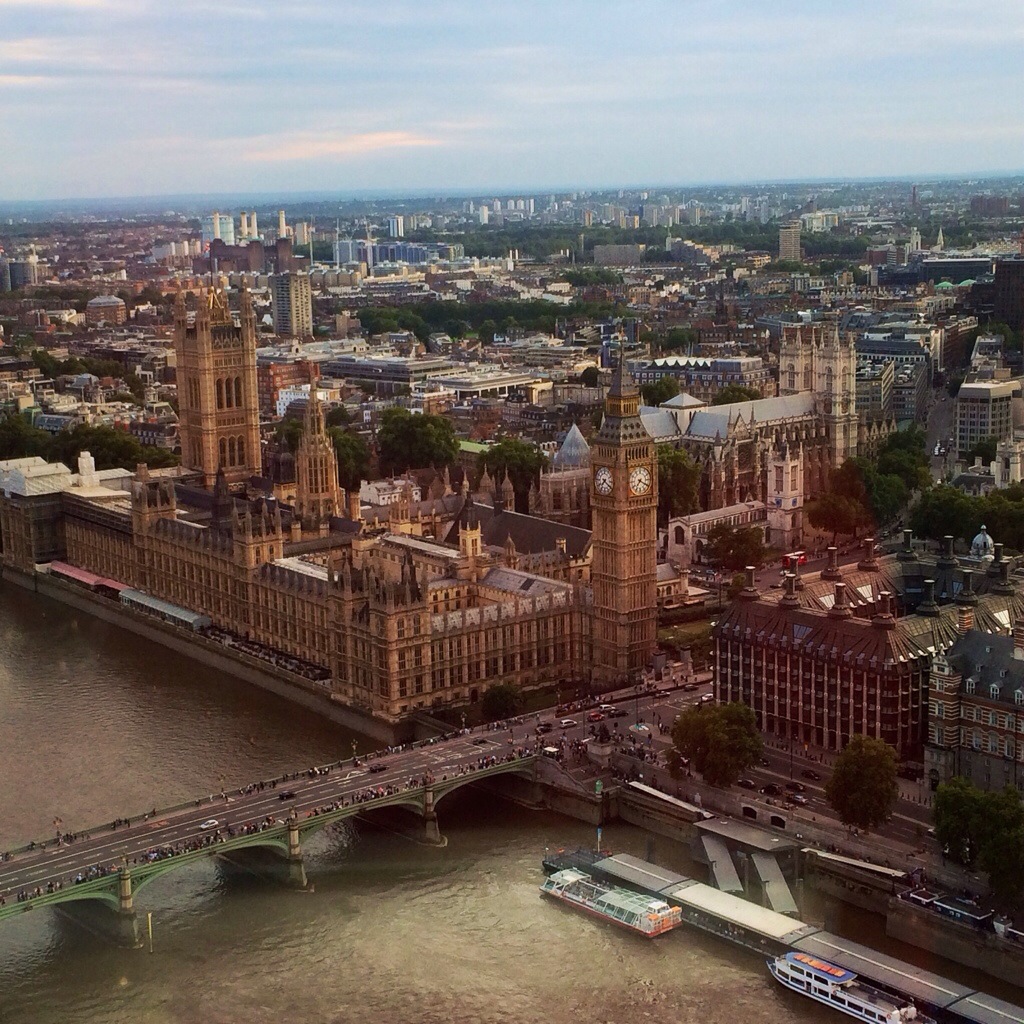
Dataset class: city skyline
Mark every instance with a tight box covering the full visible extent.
[2,0,1023,201]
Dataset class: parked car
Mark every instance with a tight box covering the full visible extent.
[736,778,756,790]
[800,769,822,781]
[759,783,782,797]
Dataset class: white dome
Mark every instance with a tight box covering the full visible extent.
[971,525,995,559]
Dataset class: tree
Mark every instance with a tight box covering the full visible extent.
[478,437,547,511]
[276,419,303,454]
[824,736,898,831]
[704,523,768,572]
[480,682,523,721]
[806,492,865,543]
[0,412,52,460]
[934,776,986,867]
[325,405,351,428]
[640,375,679,407]
[578,366,600,387]
[656,445,700,524]
[660,327,698,353]
[967,436,998,466]
[712,384,761,406]
[376,408,458,475]
[671,702,762,787]
[329,429,371,493]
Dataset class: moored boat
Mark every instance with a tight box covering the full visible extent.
[767,951,936,1024]
[540,868,682,937]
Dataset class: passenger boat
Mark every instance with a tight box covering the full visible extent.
[767,951,936,1024]
[540,868,682,937]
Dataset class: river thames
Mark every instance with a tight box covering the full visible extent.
[0,584,1008,1024]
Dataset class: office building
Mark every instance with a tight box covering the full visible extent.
[955,378,1021,454]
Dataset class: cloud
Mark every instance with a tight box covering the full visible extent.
[240,130,445,162]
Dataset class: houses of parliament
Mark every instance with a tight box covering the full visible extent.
[0,288,658,723]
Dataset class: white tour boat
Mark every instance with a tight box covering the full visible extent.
[767,951,936,1024]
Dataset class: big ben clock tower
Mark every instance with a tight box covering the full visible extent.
[590,355,658,688]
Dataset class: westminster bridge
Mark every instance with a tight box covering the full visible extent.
[0,730,541,946]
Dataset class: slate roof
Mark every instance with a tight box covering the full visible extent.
[685,393,816,440]
[944,631,1024,701]
[444,498,592,559]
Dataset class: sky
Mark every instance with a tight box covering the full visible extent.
[1,0,1023,201]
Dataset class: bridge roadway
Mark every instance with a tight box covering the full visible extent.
[0,725,543,940]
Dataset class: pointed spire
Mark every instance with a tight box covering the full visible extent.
[608,342,639,399]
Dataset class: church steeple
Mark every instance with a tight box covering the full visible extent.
[293,372,341,536]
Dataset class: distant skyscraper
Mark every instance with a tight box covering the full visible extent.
[478,206,490,225]
[271,272,313,338]
[778,221,801,262]
[386,215,404,238]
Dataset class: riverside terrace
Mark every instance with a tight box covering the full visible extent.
[0,736,539,947]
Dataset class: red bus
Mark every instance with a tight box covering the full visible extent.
[782,551,807,569]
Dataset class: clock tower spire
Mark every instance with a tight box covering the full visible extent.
[590,350,658,688]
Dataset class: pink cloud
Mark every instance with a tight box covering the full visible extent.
[243,130,442,162]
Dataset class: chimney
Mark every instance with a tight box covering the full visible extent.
[858,537,879,572]
[873,590,896,630]
[829,581,853,619]
[278,209,287,237]
[897,528,918,562]
[996,559,1015,594]
[822,545,842,581]
[250,211,258,237]
[780,572,800,608]
[989,542,1005,576]
[737,565,760,601]
[938,534,956,566]
[956,569,978,635]
[918,578,940,616]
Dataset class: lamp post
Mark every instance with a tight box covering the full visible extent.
[350,739,357,762]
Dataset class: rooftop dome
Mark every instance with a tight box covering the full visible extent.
[551,423,590,470]
[971,524,995,560]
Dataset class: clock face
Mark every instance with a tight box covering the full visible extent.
[629,466,652,496]
[594,467,613,495]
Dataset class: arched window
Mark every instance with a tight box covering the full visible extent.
[225,378,234,408]
[825,367,834,394]
[234,376,243,406]
[216,378,224,409]
[674,525,685,545]
[228,437,237,466]
[219,438,227,466]
[236,435,245,465]
[786,363,796,391]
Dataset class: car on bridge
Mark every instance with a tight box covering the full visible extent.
[278,791,296,800]
[368,763,388,774]
[200,819,220,830]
